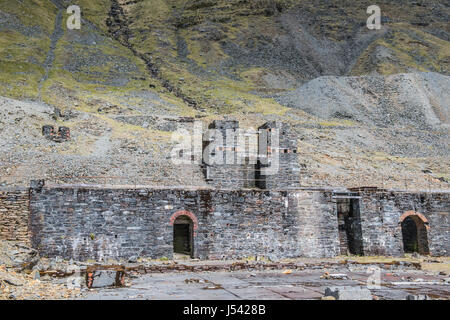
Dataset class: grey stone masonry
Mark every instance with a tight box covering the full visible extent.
[12,183,448,262]
[29,184,339,261]
[202,120,299,190]
[355,188,449,257]
[203,120,258,189]
[0,188,30,245]
[256,121,299,190]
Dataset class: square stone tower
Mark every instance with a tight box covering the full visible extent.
[202,120,299,190]
[202,120,257,189]
[256,121,299,189]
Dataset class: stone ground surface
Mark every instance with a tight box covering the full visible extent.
[81,264,450,300]
[2,239,449,300]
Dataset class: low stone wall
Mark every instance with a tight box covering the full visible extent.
[0,188,30,245]
[202,190,338,259]
[23,183,450,261]
[29,185,338,261]
[358,190,449,256]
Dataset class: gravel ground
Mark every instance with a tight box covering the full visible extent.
[82,261,450,300]
[1,239,448,300]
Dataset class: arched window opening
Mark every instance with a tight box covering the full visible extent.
[401,215,429,255]
[173,215,194,258]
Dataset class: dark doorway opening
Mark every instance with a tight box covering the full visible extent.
[401,216,429,255]
[173,215,193,257]
[337,198,364,255]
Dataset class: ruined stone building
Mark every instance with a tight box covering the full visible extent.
[0,121,448,261]
[202,120,300,189]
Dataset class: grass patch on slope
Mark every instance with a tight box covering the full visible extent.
[0,0,57,34]
[352,24,450,76]
[0,30,50,99]
[0,0,57,100]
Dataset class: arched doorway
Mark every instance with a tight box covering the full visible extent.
[400,212,430,255]
[173,215,194,257]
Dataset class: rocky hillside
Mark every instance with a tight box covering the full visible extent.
[277,72,449,130]
[0,0,448,189]
[0,240,81,299]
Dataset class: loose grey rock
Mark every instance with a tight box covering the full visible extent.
[324,286,373,300]
[31,269,40,280]
[406,294,430,300]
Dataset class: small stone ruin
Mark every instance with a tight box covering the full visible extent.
[42,125,70,142]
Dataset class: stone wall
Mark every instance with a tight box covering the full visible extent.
[202,120,300,190]
[10,183,448,261]
[0,188,30,245]
[29,185,339,261]
[256,121,300,190]
[204,164,255,189]
[357,189,449,256]
[292,191,339,257]
[203,120,249,189]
